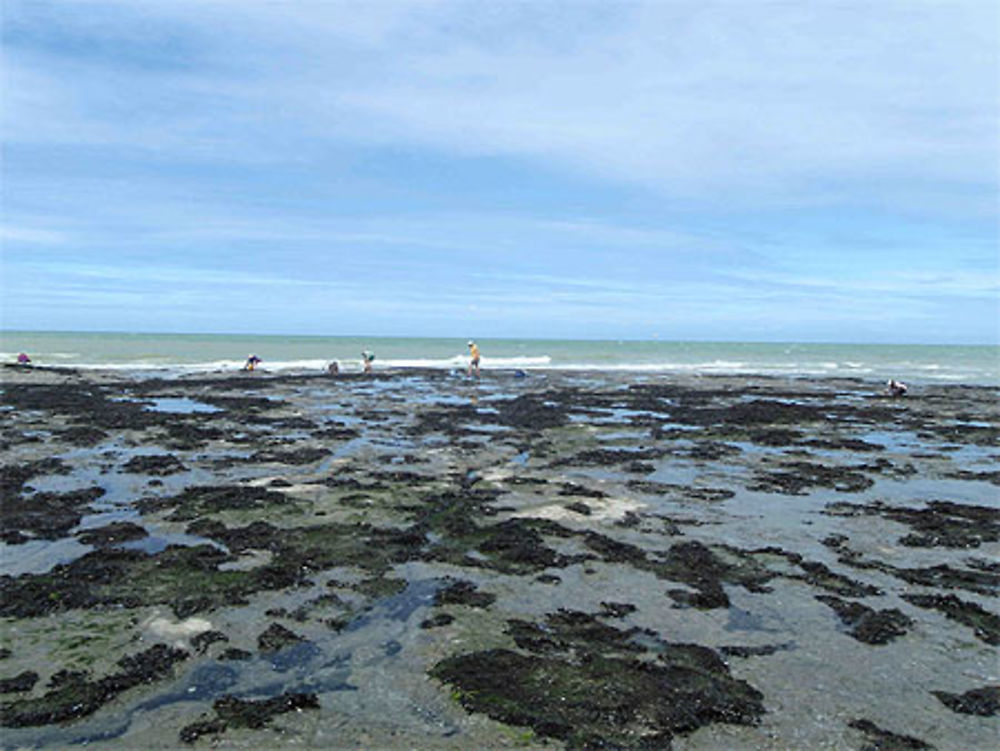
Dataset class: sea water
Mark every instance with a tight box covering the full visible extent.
[1,331,997,385]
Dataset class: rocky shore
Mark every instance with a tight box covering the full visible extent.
[1,366,998,749]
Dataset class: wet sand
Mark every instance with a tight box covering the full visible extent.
[1,365,998,749]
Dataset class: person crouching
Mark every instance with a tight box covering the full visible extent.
[886,379,908,397]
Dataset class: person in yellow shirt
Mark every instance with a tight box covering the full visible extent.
[467,341,480,377]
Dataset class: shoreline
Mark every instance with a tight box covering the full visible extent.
[4,333,997,387]
[6,360,997,389]
[1,367,998,748]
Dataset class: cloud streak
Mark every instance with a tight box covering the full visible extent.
[1,1,996,342]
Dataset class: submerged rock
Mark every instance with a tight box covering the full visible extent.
[0,671,38,694]
[748,460,873,495]
[257,623,305,653]
[848,718,934,750]
[433,579,496,609]
[901,594,1000,645]
[77,521,148,547]
[0,645,187,728]
[122,454,187,475]
[179,690,320,744]
[2,486,105,543]
[825,500,1000,549]
[139,484,295,521]
[816,595,913,644]
[932,685,1000,716]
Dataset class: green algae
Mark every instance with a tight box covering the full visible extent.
[0,645,188,728]
[431,610,764,749]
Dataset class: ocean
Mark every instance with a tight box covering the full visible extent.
[2,331,997,385]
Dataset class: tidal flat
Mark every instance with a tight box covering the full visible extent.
[1,366,998,750]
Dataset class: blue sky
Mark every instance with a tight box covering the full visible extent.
[1,1,997,344]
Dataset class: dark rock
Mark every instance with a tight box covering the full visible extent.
[816,596,913,644]
[552,447,666,468]
[249,447,330,465]
[891,564,999,596]
[218,648,252,661]
[431,610,764,749]
[2,486,105,542]
[901,593,1000,645]
[58,426,108,446]
[932,685,1000,716]
[140,485,294,522]
[848,718,934,750]
[825,500,1000,549]
[0,671,38,694]
[122,454,187,476]
[720,643,795,658]
[190,630,229,654]
[434,580,496,609]
[0,644,187,727]
[312,426,360,440]
[215,691,319,728]
[495,394,568,429]
[749,461,873,495]
[77,522,148,547]
[557,482,608,498]
[420,613,455,629]
[257,623,305,653]
[599,602,637,619]
[796,561,881,598]
[179,691,319,744]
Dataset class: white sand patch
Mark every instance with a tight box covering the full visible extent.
[480,468,512,483]
[218,548,274,572]
[246,476,322,495]
[143,613,213,648]
[511,496,644,523]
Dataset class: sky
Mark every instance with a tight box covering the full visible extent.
[1,0,997,344]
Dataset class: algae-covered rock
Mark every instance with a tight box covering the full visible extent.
[901,593,1000,645]
[816,595,913,644]
[0,644,187,728]
[434,579,496,609]
[77,521,148,547]
[257,623,304,653]
[122,453,187,475]
[932,685,1000,716]
[431,610,764,749]
[0,671,38,694]
[848,718,934,750]
[179,690,320,743]
[140,484,296,522]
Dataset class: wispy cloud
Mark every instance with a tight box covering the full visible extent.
[1,1,996,342]
[0,225,67,245]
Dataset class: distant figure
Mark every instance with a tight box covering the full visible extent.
[327,361,339,375]
[16,353,31,366]
[243,354,262,372]
[361,351,375,373]
[467,340,480,377]
[886,379,908,397]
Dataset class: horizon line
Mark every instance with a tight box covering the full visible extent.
[1,328,996,348]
